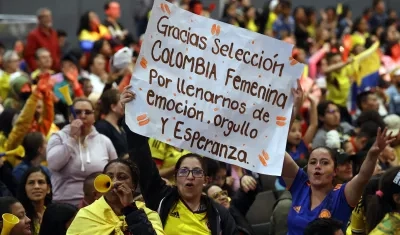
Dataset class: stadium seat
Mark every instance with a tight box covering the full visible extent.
[246,190,276,225]
[251,222,270,235]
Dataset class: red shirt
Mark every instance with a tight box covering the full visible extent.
[24,27,60,72]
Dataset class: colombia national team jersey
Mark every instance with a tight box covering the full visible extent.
[287,169,353,235]
[149,138,191,183]
[163,200,210,235]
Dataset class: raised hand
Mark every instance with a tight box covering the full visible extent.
[369,128,396,156]
[291,79,304,111]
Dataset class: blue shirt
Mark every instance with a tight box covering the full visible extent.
[272,15,295,39]
[287,169,352,235]
[288,140,308,161]
[369,13,388,29]
[13,161,51,183]
[386,85,400,116]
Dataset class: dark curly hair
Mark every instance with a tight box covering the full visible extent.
[103,158,140,191]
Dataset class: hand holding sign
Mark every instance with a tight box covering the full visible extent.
[126,0,304,175]
[120,85,136,109]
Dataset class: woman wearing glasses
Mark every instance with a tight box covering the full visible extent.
[120,86,238,235]
[47,98,118,206]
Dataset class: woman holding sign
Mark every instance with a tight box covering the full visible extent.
[282,80,397,235]
[120,85,238,235]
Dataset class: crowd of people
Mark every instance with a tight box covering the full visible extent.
[0,0,399,234]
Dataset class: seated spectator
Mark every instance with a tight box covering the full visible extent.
[31,48,54,81]
[355,110,386,133]
[208,161,234,197]
[13,132,50,182]
[385,114,400,162]
[0,196,32,235]
[356,90,380,114]
[334,150,355,184]
[366,166,400,234]
[3,73,31,110]
[17,167,52,235]
[0,50,25,102]
[87,54,109,95]
[304,218,344,235]
[386,69,400,116]
[90,40,113,72]
[312,101,353,148]
[205,176,258,235]
[347,175,381,234]
[57,30,70,57]
[79,172,102,209]
[39,203,78,235]
[67,159,164,234]
[78,78,93,98]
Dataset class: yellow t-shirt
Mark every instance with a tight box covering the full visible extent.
[164,200,210,235]
[266,12,278,31]
[351,32,369,48]
[246,20,258,32]
[369,212,400,235]
[326,65,355,107]
[0,72,10,101]
[78,24,110,42]
[149,138,191,182]
[346,199,366,235]
[306,25,316,39]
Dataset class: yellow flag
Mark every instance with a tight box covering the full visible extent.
[353,41,381,85]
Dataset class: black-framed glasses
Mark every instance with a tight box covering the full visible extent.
[176,168,204,178]
[325,109,339,114]
[75,109,94,115]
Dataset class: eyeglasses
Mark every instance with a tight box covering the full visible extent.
[212,190,228,200]
[325,109,339,114]
[75,109,94,115]
[176,168,204,178]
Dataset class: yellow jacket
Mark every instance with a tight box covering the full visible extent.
[79,25,110,42]
[67,196,165,235]
[369,212,400,235]
[6,89,55,166]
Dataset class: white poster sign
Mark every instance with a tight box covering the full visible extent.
[126,0,304,175]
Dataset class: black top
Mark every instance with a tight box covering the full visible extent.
[122,119,239,235]
[95,119,128,158]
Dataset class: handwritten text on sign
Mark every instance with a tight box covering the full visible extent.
[126,0,304,175]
